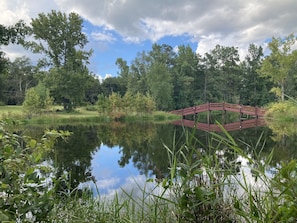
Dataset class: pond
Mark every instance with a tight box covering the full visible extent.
[21,120,297,197]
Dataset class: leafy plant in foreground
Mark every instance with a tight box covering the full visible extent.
[0,120,70,222]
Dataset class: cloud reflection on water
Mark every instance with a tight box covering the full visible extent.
[82,144,157,198]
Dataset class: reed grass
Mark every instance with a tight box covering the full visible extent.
[44,123,297,222]
[2,108,297,222]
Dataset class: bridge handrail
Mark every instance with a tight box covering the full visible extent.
[171,102,266,117]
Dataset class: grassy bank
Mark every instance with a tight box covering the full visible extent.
[0,105,180,125]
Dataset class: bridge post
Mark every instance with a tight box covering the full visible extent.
[239,105,243,120]
[222,102,227,124]
[207,102,211,124]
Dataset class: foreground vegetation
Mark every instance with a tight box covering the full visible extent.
[1,119,297,223]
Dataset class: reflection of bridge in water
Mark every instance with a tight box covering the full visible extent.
[171,102,266,132]
[172,118,266,132]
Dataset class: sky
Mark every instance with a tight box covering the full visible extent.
[1,0,297,79]
[87,144,155,197]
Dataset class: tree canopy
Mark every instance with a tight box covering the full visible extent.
[1,10,296,111]
[26,10,92,111]
[258,34,297,101]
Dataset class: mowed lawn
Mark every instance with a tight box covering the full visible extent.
[0,105,23,116]
[0,105,99,120]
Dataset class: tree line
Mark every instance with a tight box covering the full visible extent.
[1,10,297,113]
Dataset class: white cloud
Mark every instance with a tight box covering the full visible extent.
[91,31,116,43]
[42,1,297,55]
[1,0,297,65]
[96,177,120,190]
[95,74,113,83]
[0,0,58,25]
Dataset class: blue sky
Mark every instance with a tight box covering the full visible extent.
[86,144,154,196]
[1,0,297,80]
[85,17,198,77]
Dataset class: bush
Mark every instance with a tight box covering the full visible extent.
[0,121,70,222]
[23,83,53,117]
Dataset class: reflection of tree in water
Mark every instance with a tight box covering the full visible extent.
[50,125,100,192]
[96,122,277,181]
[230,124,297,164]
[97,122,177,180]
[22,121,297,192]
[263,119,297,161]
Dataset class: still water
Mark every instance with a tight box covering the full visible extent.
[23,121,297,196]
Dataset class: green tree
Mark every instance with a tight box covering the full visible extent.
[23,82,53,116]
[96,93,111,114]
[26,10,92,111]
[108,92,124,119]
[257,34,297,101]
[6,56,37,104]
[101,76,125,97]
[128,51,150,95]
[0,21,27,103]
[145,44,176,110]
[46,68,89,111]
[85,74,102,105]
[147,62,173,110]
[203,45,241,103]
[172,45,198,109]
[116,57,129,92]
[239,44,275,106]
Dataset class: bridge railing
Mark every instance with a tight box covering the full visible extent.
[171,102,266,117]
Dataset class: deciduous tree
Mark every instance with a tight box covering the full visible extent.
[26,10,92,111]
[258,33,297,101]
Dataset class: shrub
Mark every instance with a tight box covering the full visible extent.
[0,121,70,222]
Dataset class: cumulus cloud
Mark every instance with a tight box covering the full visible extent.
[55,0,297,44]
[0,0,58,25]
[91,31,117,43]
[1,0,297,62]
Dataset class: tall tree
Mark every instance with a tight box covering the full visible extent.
[203,45,240,103]
[0,21,27,103]
[128,51,150,95]
[6,56,37,104]
[257,33,297,101]
[146,44,176,110]
[147,62,173,110]
[116,57,130,92]
[239,44,275,106]
[101,76,125,97]
[27,10,92,111]
[172,45,199,109]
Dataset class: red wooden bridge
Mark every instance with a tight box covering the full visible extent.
[171,102,266,118]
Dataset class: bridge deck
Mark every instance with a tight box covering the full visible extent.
[171,102,266,118]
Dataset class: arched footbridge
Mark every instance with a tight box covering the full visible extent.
[171,102,266,118]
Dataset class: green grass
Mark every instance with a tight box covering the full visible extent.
[0,105,23,115]
[0,105,180,125]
